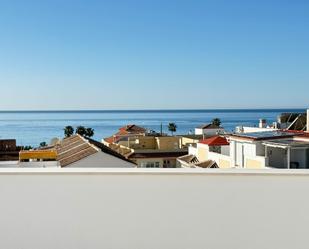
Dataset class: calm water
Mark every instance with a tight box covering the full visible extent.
[0,109,305,147]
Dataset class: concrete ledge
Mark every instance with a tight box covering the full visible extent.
[0,166,309,249]
[0,167,309,176]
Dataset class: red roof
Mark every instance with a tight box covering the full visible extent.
[199,136,229,146]
[104,124,147,144]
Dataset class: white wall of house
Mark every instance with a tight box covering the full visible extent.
[235,142,244,167]
[188,145,197,156]
[243,143,256,158]
[195,128,224,136]
[207,151,231,166]
[236,126,277,133]
[221,145,230,156]
[230,140,267,168]
[65,151,134,168]
[1,168,309,249]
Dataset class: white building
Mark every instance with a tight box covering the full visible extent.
[227,131,309,169]
[195,124,224,136]
[179,130,309,170]
[178,136,232,168]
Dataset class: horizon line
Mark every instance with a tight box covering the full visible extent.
[0,107,307,113]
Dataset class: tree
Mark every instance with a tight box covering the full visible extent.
[64,126,74,138]
[168,123,177,136]
[75,126,87,137]
[212,118,222,127]
[85,127,94,138]
[40,141,47,147]
[23,145,33,150]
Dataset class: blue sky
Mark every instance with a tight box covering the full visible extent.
[0,0,308,110]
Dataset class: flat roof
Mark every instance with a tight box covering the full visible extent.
[230,131,300,141]
[263,139,309,148]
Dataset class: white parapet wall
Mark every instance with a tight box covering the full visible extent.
[1,168,309,249]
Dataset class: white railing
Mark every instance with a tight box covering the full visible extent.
[0,168,309,249]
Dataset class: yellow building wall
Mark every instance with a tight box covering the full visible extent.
[155,137,181,150]
[19,150,57,161]
[181,137,200,146]
[119,136,156,150]
[246,159,263,169]
[219,159,231,168]
[134,137,156,149]
[197,147,208,161]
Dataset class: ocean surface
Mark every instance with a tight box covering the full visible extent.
[0,109,305,147]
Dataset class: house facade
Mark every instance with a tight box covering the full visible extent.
[18,135,135,168]
[178,136,231,168]
[179,130,309,169]
[103,128,188,168]
[195,124,225,136]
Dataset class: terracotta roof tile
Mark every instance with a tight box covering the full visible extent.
[56,135,98,167]
[199,136,230,146]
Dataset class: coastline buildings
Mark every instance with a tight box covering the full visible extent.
[178,136,231,168]
[179,109,309,169]
[103,124,188,168]
[236,112,307,133]
[0,139,22,161]
[0,110,307,170]
[195,123,224,136]
[13,135,135,168]
[227,131,309,169]
[179,130,309,169]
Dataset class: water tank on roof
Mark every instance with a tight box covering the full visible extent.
[259,119,267,128]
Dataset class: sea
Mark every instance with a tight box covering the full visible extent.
[0,109,306,147]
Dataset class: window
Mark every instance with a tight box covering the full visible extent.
[144,162,160,168]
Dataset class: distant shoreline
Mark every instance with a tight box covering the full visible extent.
[0,108,306,113]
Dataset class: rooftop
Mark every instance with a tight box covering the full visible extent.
[229,130,302,141]
[104,124,147,144]
[263,139,309,148]
[199,136,230,146]
[56,135,98,167]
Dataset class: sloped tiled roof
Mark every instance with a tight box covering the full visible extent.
[195,160,218,168]
[178,154,199,164]
[119,124,146,133]
[199,136,229,146]
[56,135,98,167]
[104,124,146,144]
[85,137,136,165]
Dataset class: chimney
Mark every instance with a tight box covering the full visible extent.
[259,119,267,128]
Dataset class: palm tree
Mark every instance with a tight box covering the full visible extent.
[76,126,87,137]
[64,126,74,137]
[168,123,177,136]
[85,127,95,138]
[212,118,222,127]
